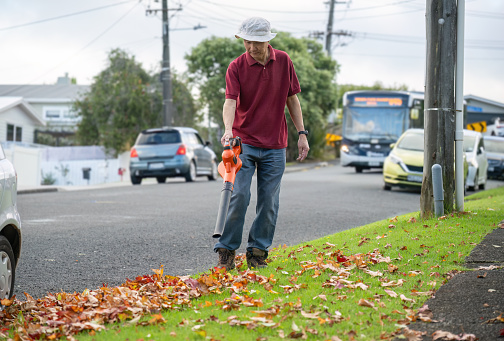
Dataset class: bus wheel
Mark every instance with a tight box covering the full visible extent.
[355,167,363,173]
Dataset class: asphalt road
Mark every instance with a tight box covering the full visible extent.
[14,163,503,299]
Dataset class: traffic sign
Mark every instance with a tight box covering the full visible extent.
[466,121,487,132]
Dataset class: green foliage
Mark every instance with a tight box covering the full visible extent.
[74,49,198,156]
[185,36,244,129]
[185,34,340,161]
[40,170,56,185]
[74,49,162,155]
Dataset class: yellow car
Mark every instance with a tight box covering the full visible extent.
[383,129,467,191]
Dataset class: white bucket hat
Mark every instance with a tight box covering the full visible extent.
[235,17,276,42]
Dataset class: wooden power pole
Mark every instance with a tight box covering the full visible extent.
[421,0,457,218]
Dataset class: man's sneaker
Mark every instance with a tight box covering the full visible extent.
[246,248,268,269]
[216,248,236,271]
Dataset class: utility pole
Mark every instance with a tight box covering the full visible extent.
[146,1,182,127]
[421,0,457,218]
[161,0,173,127]
[325,0,346,55]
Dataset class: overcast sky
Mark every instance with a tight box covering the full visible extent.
[1,0,503,102]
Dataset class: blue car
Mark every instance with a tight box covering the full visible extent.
[129,127,218,185]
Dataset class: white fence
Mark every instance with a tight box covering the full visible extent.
[2,142,130,187]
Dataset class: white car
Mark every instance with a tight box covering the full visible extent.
[485,117,504,137]
[0,144,22,302]
[463,129,488,191]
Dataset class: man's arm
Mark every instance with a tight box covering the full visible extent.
[286,94,309,161]
[221,98,237,145]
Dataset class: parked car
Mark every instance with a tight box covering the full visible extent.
[463,129,488,191]
[129,127,218,185]
[483,136,504,180]
[383,129,468,191]
[484,117,504,137]
[0,144,22,302]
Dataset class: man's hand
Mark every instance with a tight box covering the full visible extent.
[221,130,234,146]
[297,135,310,161]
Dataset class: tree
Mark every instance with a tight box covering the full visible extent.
[74,49,162,155]
[185,33,339,161]
[74,48,198,155]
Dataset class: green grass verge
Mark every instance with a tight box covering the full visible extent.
[7,188,504,341]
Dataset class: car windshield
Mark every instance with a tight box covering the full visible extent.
[484,139,504,153]
[136,131,181,145]
[342,107,408,143]
[463,135,476,152]
[397,132,424,151]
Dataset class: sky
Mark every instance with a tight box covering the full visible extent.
[1,0,503,103]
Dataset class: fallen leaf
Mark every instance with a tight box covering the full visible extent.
[357,298,375,309]
[384,289,398,298]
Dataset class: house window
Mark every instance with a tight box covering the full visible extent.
[43,106,78,121]
[7,124,22,142]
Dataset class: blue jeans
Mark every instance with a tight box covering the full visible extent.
[214,144,286,253]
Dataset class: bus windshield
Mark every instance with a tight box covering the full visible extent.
[342,106,408,143]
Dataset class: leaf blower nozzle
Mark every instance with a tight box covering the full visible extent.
[212,137,242,238]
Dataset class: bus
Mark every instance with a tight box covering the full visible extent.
[340,90,424,173]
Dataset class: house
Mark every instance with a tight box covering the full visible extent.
[0,75,90,145]
[464,94,504,126]
[0,97,45,144]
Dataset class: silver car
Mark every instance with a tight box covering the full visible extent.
[0,144,22,301]
[463,129,488,191]
[129,127,218,185]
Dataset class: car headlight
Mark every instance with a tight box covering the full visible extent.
[388,152,402,165]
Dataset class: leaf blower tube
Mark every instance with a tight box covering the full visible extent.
[213,137,242,238]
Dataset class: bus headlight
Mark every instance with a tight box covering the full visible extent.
[341,144,350,153]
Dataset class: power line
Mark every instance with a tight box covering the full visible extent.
[1,2,140,92]
[0,1,133,31]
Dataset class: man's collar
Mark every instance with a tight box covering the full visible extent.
[246,45,276,66]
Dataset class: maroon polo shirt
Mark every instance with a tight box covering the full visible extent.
[225,45,301,149]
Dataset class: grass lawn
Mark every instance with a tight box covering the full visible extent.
[2,187,503,341]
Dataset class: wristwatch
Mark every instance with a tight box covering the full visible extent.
[298,130,309,136]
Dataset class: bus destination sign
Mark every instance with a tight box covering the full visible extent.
[351,96,405,107]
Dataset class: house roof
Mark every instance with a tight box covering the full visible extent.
[0,97,46,126]
[0,84,89,103]
[464,95,504,109]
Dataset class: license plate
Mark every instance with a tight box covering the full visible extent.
[407,175,422,183]
[369,161,380,166]
[148,163,164,170]
[488,167,494,172]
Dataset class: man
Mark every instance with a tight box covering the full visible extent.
[214,17,309,270]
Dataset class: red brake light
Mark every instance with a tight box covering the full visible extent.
[176,144,187,155]
[130,148,138,158]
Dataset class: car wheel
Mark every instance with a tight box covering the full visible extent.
[185,161,197,182]
[355,167,363,173]
[156,177,167,184]
[383,183,392,191]
[131,174,142,185]
[208,160,218,181]
[0,236,15,301]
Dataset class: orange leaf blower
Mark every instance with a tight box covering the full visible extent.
[213,137,242,238]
